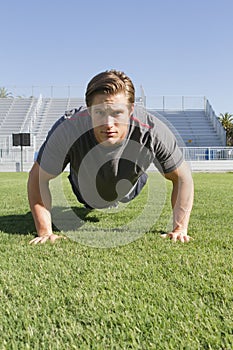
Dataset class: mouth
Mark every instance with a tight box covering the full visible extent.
[104,131,117,137]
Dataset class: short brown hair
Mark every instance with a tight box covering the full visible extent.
[85,69,135,107]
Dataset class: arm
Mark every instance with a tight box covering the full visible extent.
[163,161,194,242]
[28,162,66,244]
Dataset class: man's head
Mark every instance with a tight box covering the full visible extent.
[85,70,135,147]
[85,69,135,107]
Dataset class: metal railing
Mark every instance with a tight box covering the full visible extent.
[0,95,229,171]
[181,147,233,161]
[2,85,84,98]
[145,95,206,110]
[205,99,226,145]
[0,146,232,164]
[0,147,35,163]
[144,96,226,146]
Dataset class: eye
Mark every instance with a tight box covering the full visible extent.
[94,110,105,117]
[112,110,123,117]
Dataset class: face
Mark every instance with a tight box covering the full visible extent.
[90,93,134,147]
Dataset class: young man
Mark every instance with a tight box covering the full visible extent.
[28,70,194,244]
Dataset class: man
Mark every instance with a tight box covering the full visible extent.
[28,70,194,244]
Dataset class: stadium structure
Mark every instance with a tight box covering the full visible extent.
[0,93,232,172]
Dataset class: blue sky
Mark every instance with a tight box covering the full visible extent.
[1,0,233,115]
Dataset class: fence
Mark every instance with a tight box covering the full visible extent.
[205,100,226,145]
[181,147,233,161]
[0,94,229,171]
[144,95,206,110]
[2,85,85,99]
[1,146,232,163]
[0,147,232,172]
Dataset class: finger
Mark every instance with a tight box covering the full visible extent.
[160,232,192,243]
[40,236,50,244]
[176,234,193,243]
[171,234,178,242]
[160,232,177,240]
[29,236,49,245]
[29,237,42,245]
[178,234,185,243]
[49,235,67,243]
[166,232,178,241]
[160,233,168,239]
[184,235,194,242]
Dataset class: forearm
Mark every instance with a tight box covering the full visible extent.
[28,171,53,237]
[30,202,53,237]
[165,161,194,234]
[171,176,194,233]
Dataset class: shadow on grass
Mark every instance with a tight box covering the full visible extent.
[0,206,99,236]
[150,228,167,235]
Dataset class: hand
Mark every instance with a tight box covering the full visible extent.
[161,231,193,243]
[29,233,67,245]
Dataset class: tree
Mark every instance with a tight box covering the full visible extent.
[0,87,13,98]
[218,112,233,146]
[228,127,233,146]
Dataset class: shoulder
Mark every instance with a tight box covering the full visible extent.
[64,106,90,120]
[39,106,91,152]
[130,105,154,130]
[131,105,170,131]
[47,107,90,135]
[132,106,182,142]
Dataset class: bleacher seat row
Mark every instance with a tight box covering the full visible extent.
[0,97,225,152]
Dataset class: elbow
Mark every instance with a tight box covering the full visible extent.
[28,163,37,191]
[27,162,43,203]
[165,161,193,186]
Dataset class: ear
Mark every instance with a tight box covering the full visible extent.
[87,106,92,116]
[129,103,134,116]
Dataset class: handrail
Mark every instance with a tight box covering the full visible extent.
[143,95,207,110]
[0,145,232,163]
[205,99,226,145]
[20,98,37,133]
[181,146,233,161]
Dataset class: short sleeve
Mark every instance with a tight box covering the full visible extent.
[37,116,72,175]
[152,119,184,173]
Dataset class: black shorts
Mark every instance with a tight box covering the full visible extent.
[68,173,148,208]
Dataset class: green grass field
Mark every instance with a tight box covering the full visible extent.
[0,172,232,349]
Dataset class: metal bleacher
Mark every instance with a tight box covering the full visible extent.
[149,110,224,147]
[0,98,36,136]
[0,95,228,171]
[33,97,84,148]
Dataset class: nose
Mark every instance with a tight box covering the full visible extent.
[105,115,115,126]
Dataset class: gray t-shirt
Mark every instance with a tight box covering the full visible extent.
[37,106,183,206]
